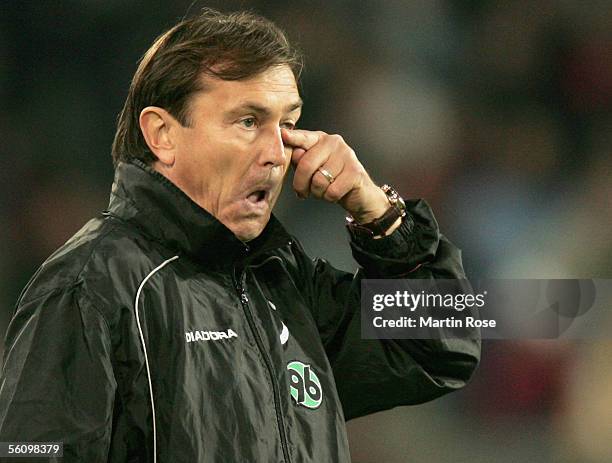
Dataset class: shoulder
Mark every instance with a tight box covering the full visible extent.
[18,214,172,314]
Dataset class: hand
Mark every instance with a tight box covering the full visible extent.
[281,128,398,231]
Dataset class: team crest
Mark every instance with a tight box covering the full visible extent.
[287,361,322,409]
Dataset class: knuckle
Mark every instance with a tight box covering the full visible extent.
[325,185,342,202]
[343,151,357,165]
[350,163,366,177]
[330,134,345,145]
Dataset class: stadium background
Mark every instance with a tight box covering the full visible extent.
[1,1,611,461]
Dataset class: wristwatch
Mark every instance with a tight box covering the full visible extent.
[346,184,407,239]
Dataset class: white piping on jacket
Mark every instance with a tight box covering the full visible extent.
[134,255,179,463]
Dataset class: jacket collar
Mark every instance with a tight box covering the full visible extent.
[107,159,292,265]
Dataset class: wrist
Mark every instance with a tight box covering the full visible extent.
[346,184,407,239]
[346,185,389,224]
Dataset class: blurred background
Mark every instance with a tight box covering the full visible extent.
[1,1,611,461]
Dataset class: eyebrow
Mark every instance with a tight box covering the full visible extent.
[225,99,303,118]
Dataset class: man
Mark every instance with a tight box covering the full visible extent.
[0,8,479,462]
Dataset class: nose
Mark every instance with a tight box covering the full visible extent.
[258,126,287,168]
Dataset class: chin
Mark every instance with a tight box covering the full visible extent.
[231,220,267,243]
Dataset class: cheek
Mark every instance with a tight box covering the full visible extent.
[202,137,243,172]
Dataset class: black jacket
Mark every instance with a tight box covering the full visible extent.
[0,160,480,462]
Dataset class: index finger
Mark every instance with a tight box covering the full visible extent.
[281,128,322,150]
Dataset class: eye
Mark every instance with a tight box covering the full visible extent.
[281,121,296,130]
[239,117,257,129]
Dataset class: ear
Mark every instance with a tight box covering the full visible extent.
[139,106,178,166]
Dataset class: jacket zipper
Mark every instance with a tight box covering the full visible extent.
[234,269,292,463]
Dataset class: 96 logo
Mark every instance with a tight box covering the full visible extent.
[287,361,323,409]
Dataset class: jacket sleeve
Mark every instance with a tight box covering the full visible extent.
[295,199,481,421]
[0,284,116,462]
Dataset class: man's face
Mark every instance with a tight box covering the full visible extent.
[161,65,302,242]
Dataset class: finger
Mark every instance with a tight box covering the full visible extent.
[292,144,332,198]
[281,128,323,151]
[310,162,345,199]
[290,147,306,165]
[322,167,355,204]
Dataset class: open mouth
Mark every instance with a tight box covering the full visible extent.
[247,189,268,204]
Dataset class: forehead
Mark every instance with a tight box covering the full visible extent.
[194,65,301,111]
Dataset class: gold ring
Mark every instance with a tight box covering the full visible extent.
[317,168,335,184]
